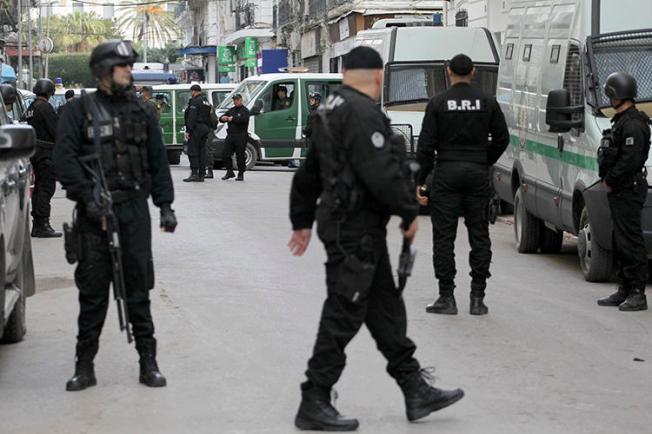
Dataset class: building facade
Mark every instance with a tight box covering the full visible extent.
[444,0,512,44]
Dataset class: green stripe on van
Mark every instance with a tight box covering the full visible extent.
[510,134,598,172]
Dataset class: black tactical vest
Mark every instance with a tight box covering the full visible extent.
[80,91,151,199]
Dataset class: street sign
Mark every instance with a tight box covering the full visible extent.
[37,37,54,53]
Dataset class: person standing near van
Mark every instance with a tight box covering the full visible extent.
[183,84,212,182]
[22,78,62,238]
[220,93,250,181]
[58,90,76,116]
[415,54,509,316]
[598,72,650,311]
[141,86,159,120]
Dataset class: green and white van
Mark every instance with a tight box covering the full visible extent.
[213,73,342,169]
[492,0,652,281]
[151,83,236,165]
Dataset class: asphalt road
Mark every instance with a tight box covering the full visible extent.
[0,161,650,434]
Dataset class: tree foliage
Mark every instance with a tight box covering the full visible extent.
[46,11,123,53]
[47,52,95,88]
[117,3,180,48]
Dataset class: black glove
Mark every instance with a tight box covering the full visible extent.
[160,203,177,233]
[84,200,104,222]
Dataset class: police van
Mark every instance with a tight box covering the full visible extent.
[214,73,342,169]
[151,83,236,165]
[491,0,652,281]
[354,23,500,155]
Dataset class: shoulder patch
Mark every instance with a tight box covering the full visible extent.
[371,131,385,149]
[626,137,635,146]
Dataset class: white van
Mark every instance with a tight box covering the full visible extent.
[355,25,500,153]
[492,0,652,281]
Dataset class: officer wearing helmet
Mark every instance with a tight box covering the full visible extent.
[183,84,212,182]
[304,91,321,140]
[21,78,61,238]
[54,40,177,391]
[0,83,18,120]
[597,72,651,311]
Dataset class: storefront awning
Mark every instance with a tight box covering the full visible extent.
[224,28,275,45]
[176,45,217,56]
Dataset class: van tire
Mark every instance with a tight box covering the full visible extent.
[578,207,613,282]
[514,186,541,253]
[167,150,181,165]
[540,226,563,254]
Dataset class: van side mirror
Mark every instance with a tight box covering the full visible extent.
[0,124,35,160]
[250,99,264,115]
[545,89,584,133]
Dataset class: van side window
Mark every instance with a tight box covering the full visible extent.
[563,43,583,127]
[550,45,561,64]
[522,44,532,62]
[258,82,296,113]
[154,91,171,113]
[304,82,341,108]
[505,43,514,60]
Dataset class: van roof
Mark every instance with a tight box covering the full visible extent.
[242,73,342,82]
[152,83,237,91]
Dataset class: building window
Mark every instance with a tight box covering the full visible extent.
[455,10,468,27]
[522,44,532,62]
[505,43,514,60]
[550,44,561,64]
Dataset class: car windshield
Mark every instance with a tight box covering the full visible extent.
[49,94,65,110]
[590,32,652,109]
[385,63,498,108]
[217,80,266,109]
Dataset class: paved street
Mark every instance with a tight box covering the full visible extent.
[0,161,651,434]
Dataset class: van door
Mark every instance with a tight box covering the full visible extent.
[153,90,174,145]
[301,80,341,156]
[176,90,193,144]
[253,80,298,158]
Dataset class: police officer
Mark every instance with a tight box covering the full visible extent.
[304,91,321,140]
[415,54,509,316]
[220,93,250,181]
[1,83,17,120]
[22,78,62,238]
[289,46,464,432]
[140,85,160,120]
[54,40,177,391]
[183,84,211,182]
[58,89,76,116]
[597,72,650,311]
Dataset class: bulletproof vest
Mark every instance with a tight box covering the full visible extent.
[21,99,55,145]
[613,109,651,172]
[80,92,151,195]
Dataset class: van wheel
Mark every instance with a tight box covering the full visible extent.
[514,186,541,253]
[167,150,181,165]
[540,226,563,254]
[578,207,613,282]
[1,229,32,343]
[233,142,258,171]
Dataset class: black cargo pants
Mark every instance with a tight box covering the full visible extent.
[188,124,210,173]
[223,133,247,174]
[302,233,420,391]
[430,161,492,297]
[74,199,156,349]
[31,153,57,221]
[608,176,648,292]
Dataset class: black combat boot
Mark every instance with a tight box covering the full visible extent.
[183,170,200,182]
[619,288,648,312]
[236,172,244,181]
[205,167,214,179]
[66,341,98,391]
[470,297,488,315]
[399,368,464,422]
[597,287,629,307]
[31,218,63,238]
[137,340,167,387]
[221,171,236,180]
[426,296,457,314]
[295,385,359,431]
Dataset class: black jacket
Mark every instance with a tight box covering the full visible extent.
[22,97,59,155]
[416,82,509,185]
[290,85,418,235]
[605,106,651,189]
[220,105,250,135]
[184,95,211,133]
[54,89,174,207]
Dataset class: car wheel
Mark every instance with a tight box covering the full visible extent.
[1,222,32,343]
[539,226,563,254]
[578,207,613,282]
[514,186,541,253]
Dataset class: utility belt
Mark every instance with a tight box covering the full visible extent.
[110,188,149,204]
[436,149,488,165]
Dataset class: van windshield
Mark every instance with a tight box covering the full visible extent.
[217,80,266,109]
[385,63,498,108]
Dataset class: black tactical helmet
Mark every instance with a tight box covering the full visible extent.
[89,40,138,78]
[604,71,637,101]
[0,84,17,105]
[33,78,55,97]
[309,91,321,102]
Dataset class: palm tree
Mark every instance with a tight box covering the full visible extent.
[117,2,180,49]
[64,11,106,52]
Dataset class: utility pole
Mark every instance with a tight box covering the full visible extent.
[17,0,23,87]
[27,0,34,89]
[45,1,52,78]
[142,8,148,63]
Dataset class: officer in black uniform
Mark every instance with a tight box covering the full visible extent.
[54,40,177,391]
[597,72,650,311]
[304,91,321,141]
[58,89,76,116]
[220,93,250,181]
[416,54,509,316]
[1,84,18,121]
[183,84,211,182]
[22,78,62,238]
[289,46,464,432]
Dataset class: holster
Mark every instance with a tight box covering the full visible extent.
[63,221,81,264]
